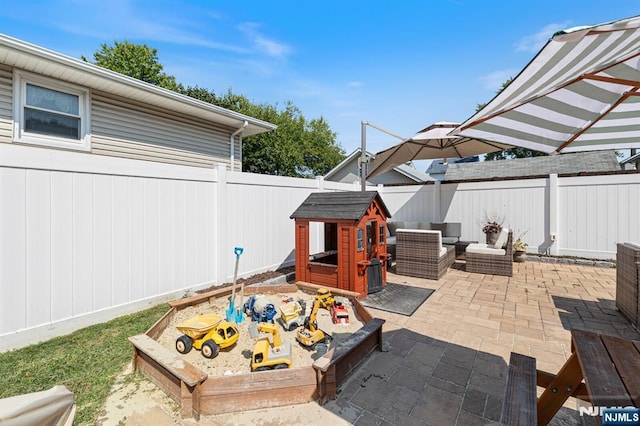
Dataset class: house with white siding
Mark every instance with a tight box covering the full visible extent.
[0,33,276,168]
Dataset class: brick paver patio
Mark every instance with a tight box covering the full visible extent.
[319,259,639,425]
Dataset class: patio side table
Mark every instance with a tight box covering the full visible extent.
[455,240,477,259]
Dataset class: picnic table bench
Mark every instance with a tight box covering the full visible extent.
[500,352,537,425]
[500,328,640,426]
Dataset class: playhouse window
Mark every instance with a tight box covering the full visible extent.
[379,224,385,245]
[308,221,338,266]
[357,228,364,252]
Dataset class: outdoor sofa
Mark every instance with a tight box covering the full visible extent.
[386,221,462,260]
[465,228,513,277]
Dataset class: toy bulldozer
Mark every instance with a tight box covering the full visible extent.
[175,314,239,359]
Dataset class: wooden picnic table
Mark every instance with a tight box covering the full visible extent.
[537,328,640,425]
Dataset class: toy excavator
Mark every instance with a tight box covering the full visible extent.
[295,297,332,350]
[250,322,292,372]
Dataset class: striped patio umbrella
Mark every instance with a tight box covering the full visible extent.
[454,15,640,154]
[367,122,510,179]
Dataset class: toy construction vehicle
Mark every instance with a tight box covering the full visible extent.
[296,297,332,350]
[175,314,239,359]
[244,295,277,323]
[331,301,349,325]
[250,322,292,371]
[315,288,335,310]
[278,299,307,331]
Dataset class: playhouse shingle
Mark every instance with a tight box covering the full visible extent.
[290,191,391,221]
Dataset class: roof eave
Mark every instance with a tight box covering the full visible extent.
[0,33,276,137]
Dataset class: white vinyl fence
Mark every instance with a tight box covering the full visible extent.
[0,144,352,351]
[381,174,640,259]
[1,142,639,350]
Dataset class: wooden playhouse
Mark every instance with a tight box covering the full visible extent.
[290,191,392,296]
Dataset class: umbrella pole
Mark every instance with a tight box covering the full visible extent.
[360,120,367,192]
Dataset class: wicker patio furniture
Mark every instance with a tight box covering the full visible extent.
[396,229,456,280]
[465,229,513,277]
[616,242,640,329]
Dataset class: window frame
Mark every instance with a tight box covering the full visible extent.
[13,70,91,151]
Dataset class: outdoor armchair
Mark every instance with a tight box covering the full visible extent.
[465,229,513,277]
[396,229,455,280]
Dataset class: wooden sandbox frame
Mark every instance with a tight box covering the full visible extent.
[128,281,385,420]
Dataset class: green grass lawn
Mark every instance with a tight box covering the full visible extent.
[0,303,169,425]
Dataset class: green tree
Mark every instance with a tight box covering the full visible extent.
[83,41,181,91]
[183,88,345,177]
[86,42,345,177]
[477,78,547,160]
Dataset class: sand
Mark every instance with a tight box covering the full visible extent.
[156,290,365,376]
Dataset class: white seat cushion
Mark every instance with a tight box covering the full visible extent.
[466,243,506,256]
[624,242,640,250]
[439,246,448,257]
[494,228,509,249]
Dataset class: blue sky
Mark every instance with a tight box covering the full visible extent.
[1,1,638,165]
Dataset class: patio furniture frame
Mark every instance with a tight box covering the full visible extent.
[396,229,455,280]
[616,242,640,329]
[465,231,513,277]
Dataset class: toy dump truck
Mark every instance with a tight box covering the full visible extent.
[175,314,239,359]
[278,299,307,331]
[250,322,292,371]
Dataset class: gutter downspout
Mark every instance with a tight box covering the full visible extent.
[230,120,248,171]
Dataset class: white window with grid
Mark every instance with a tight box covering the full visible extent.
[13,71,91,151]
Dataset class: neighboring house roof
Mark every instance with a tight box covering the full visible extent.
[426,156,479,177]
[290,191,391,221]
[443,151,621,181]
[324,149,433,184]
[426,160,448,175]
[620,152,640,168]
[393,162,433,182]
[0,34,276,137]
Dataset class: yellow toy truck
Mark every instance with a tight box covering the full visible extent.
[175,314,239,359]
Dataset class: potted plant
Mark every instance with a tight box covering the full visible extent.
[480,211,504,245]
[513,230,529,262]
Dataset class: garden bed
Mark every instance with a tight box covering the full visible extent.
[129,280,383,419]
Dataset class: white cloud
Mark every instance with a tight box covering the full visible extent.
[347,81,364,88]
[50,2,250,54]
[479,69,519,91]
[237,22,292,58]
[515,22,572,52]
